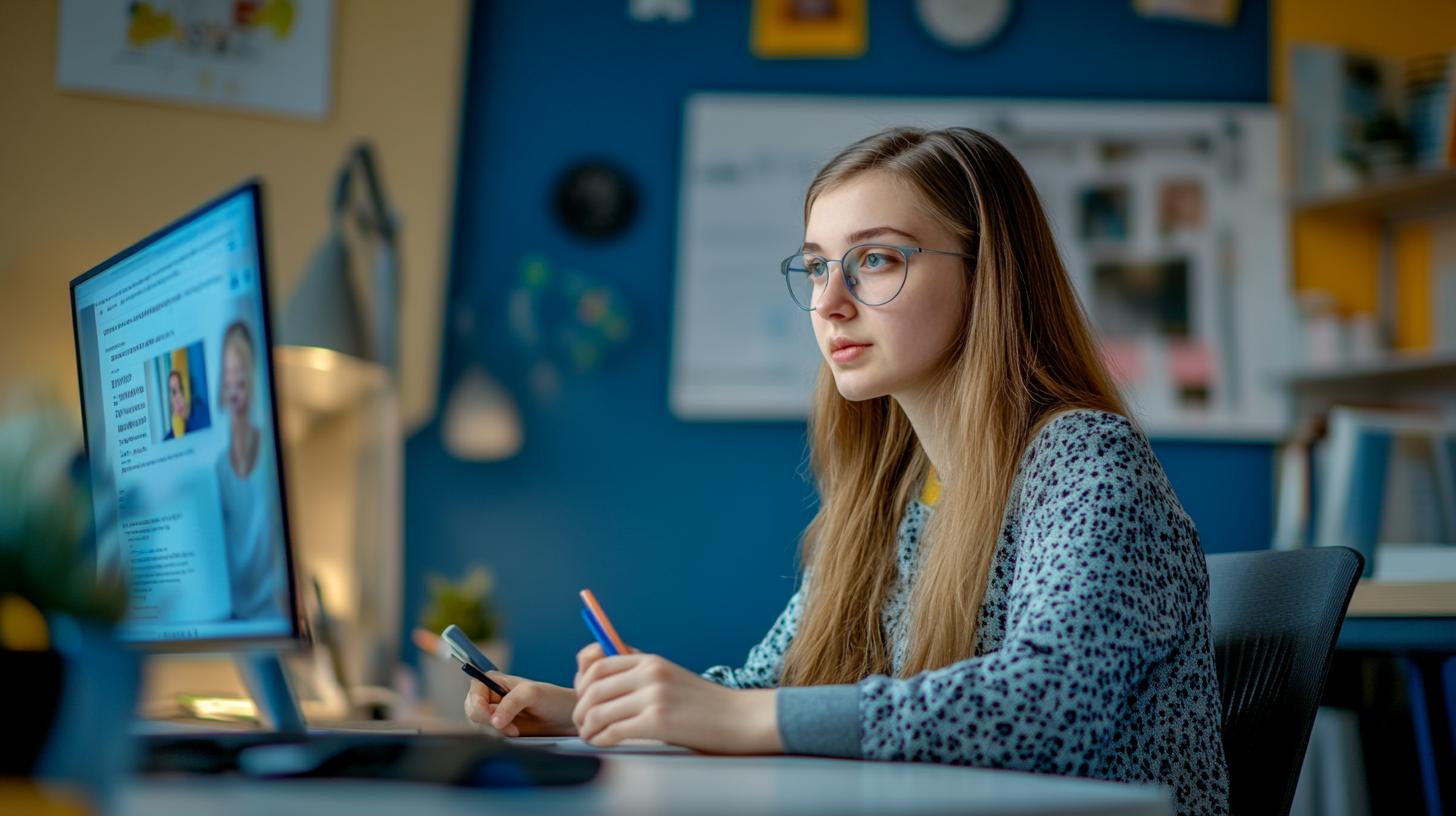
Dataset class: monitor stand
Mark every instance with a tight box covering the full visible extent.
[236,652,306,736]
[235,652,419,736]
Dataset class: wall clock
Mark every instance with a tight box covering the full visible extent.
[915,0,1013,50]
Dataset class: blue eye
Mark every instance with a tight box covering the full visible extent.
[805,258,827,277]
[859,250,897,271]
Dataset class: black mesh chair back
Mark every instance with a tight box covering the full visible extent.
[1206,547,1363,816]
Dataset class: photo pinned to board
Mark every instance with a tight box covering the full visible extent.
[1167,339,1216,410]
[1158,178,1207,237]
[1092,257,1191,340]
[1079,185,1132,244]
[1090,255,1215,411]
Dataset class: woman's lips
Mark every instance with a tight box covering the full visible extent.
[830,343,870,363]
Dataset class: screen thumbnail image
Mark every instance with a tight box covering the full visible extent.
[146,340,212,443]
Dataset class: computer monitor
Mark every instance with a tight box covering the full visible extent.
[71,181,307,729]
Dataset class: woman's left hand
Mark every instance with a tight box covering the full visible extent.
[572,643,781,754]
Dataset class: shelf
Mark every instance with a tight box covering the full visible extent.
[1281,350,1456,389]
[1293,167,1456,220]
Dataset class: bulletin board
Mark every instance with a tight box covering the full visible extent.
[670,93,1294,440]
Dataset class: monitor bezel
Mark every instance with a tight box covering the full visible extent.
[69,179,305,652]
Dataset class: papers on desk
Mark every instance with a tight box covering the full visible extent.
[1371,545,1456,581]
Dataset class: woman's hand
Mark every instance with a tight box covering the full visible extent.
[572,643,781,754]
[464,673,578,737]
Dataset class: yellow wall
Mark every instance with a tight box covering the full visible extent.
[1274,0,1456,348]
[0,1,469,427]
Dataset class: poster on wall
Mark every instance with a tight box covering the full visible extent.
[671,93,1295,440]
[56,0,334,121]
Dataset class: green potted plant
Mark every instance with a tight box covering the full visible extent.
[0,395,135,807]
[415,566,508,720]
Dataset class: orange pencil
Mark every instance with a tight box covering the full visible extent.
[579,588,629,655]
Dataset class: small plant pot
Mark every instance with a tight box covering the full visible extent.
[32,619,140,810]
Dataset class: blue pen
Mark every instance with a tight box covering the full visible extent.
[581,607,618,656]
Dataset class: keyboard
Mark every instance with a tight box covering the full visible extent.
[137,731,601,787]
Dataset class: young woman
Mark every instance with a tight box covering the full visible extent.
[164,370,194,440]
[216,320,287,621]
[465,127,1229,815]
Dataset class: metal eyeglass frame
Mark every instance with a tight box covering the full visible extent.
[780,243,976,310]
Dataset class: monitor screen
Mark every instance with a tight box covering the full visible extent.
[70,181,299,646]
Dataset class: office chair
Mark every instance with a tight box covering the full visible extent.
[1206,546,1363,816]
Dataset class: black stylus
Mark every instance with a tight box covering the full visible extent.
[458,659,511,697]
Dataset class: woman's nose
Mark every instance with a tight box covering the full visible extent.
[814,262,857,317]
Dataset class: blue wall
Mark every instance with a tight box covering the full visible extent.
[404,0,1274,686]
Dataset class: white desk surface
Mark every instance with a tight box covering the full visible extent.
[120,748,1173,816]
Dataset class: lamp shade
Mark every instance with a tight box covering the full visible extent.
[282,227,370,362]
[442,363,523,461]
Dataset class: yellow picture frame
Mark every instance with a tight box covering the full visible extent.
[751,0,867,60]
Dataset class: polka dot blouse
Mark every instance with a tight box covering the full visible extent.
[702,409,1229,816]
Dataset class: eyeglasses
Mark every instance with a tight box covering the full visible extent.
[780,243,975,310]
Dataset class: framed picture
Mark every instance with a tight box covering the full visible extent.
[751,0,867,59]
[56,0,335,121]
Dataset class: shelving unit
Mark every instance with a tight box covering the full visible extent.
[1287,170,1456,621]
[1293,168,1456,355]
[1279,349,1456,425]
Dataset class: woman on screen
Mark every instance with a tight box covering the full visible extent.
[166,371,191,439]
[163,367,211,441]
[216,320,286,621]
[464,128,1229,815]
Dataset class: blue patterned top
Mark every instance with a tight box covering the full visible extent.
[702,410,1229,816]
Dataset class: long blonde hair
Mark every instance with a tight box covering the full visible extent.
[779,127,1128,687]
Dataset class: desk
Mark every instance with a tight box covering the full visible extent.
[120,752,1173,815]
[1338,579,1456,650]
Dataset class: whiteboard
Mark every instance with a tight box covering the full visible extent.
[670,93,1294,440]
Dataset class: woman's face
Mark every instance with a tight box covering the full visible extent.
[169,373,188,417]
[803,171,969,403]
[222,340,253,419]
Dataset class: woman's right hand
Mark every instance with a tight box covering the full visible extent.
[464,673,578,737]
